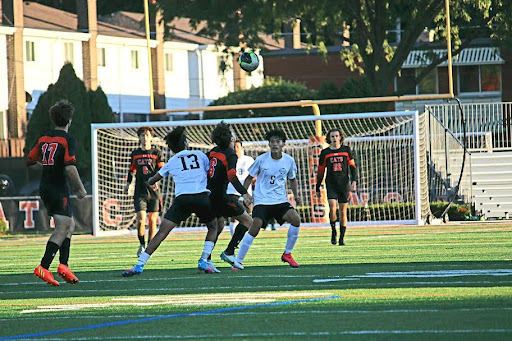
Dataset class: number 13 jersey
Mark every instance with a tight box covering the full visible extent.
[158,150,210,197]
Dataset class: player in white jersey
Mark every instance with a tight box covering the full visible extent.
[226,140,254,235]
[232,129,302,269]
[122,126,218,276]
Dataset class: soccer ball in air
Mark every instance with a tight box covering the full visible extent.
[238,51,259,72]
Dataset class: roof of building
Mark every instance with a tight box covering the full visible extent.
[0,1,144,39]
[402,46,504,68]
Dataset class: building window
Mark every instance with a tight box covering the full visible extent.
[131,50,139,69]
[98,48,106,67]
[480,65,500,92]
[25,41,35,62]
[459,66,479,93]
[164,53,173,72]
[64,42,74,64]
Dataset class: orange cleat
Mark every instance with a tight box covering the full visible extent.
[34,265,60,286]
[57,264,79,284]
[281,252,300,268]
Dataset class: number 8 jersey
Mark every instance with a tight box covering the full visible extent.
[27,129,77,193]
[158,150,211,197]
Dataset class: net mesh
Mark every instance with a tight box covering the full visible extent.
[93,111,431,232]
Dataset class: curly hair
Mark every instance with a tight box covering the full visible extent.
[211,121,233,148]
[264,129,287,142]
[49,100,74,127]
[325,128,346,144]
[136,126,154,137]
[165,126,187,153]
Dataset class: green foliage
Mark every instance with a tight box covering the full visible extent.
[24,64,113,179]
[0,219,7,234]
[430,201,472,221]
[204,78,317,119]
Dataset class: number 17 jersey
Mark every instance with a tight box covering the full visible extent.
[158,150,210,197]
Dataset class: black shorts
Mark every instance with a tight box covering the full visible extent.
[252,202,295,228]
[210,194,245,218]
[40,187,72,217]
[164,192,214,224]
[134,196,161,213]
[326,184,351,203]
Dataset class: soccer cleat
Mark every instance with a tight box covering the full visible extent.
[136,244,145,257]
[220,251,235,265]
[198,258,214,274]
[122,264,144,277]
[34,265,60,286]
[231,259,244,270]
[281,252,300,268]
[207,260,221,273]
[331,229,337,245]
[339,239,345,246]
[57,264,79,284]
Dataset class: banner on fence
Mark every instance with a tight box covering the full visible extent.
[0,196,92,233]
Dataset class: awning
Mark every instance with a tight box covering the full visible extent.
[402,47,504,68]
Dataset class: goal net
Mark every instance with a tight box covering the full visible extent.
[92,110,431,235]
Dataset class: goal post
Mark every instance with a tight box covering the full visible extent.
[91,110,430,235]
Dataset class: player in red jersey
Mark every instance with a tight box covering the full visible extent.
[316,128,357,245]
[207,122,253,271]
[124,127,164,257]
[27,100,87,286]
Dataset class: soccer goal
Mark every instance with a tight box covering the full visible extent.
[91,110,431,235]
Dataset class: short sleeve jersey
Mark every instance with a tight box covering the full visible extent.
[207,146,239,198]
[317,145,357,189]
[158,150,210,197]
[129,147,164,198]
[249,152,297,205]
[227,154,255,195]
[27,129,77,192]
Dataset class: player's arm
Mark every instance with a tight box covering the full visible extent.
[348,147,357,191]
[147,172,163,186]
[316,149,327,193]
[243,175,254,190]
[124,153,136,194]
[65,165,87,199]
[26,140,43,171]
[289,178,300,207]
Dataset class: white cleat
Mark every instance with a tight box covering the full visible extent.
[232,259,244,270]
[220,251,235,265]
[207,260,221,273]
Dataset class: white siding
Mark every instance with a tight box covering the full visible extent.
[0,34,9,111]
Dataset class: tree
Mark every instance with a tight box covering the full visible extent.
[205,78,316,118]
[24,63,113,177]
[156,0,512,96]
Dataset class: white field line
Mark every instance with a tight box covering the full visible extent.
[13,329,512,340]
[2,307,512,321]
[2,279,512,296]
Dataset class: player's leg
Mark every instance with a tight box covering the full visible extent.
[147,212,158,242]
[136,210,147,256]
[220,197,252,266]
[338,202,348,245]
[234,206,266,269]
[328,199,338,244]
[57,216,79,284]
[281,206,301,268]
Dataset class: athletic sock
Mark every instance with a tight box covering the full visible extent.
[284,225,300,254]
[201,241,215,261]
[228,221,235,236]
[40,241,60,269]
[137,234,145,247]
[340,226,347,243]
[59,237,71,266]
[330,221,336,231]
[225,224,248,255]
[136,251,151,267]
[236,233,255,264]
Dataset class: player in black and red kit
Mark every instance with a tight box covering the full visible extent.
[316,128,357,246]
[207,122,253,271]
[124,127,164,257]
[27,100,87,286]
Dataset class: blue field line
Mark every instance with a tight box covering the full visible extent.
[0,295,341,340]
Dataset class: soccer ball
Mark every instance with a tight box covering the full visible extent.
[238,51,259,72]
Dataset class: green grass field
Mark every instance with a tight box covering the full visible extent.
[1,223,511,340]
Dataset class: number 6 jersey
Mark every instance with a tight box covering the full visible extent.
[158,150,211,197]
[129,147,164,199]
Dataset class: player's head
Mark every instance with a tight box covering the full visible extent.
[49,100,74,128]
[165,126,188,153]
[326,128,345,145]
[234,140,243,157]
[137,126,154,147]
[264,129,286,154]
[211,121,235,149]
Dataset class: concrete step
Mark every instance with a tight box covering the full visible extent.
[473,188,512,196]
[472,164,512,173]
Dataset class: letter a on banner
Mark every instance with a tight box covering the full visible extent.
[308,136,329,224]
